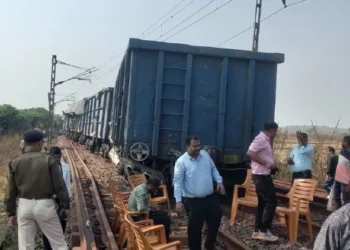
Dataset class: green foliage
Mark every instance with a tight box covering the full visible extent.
[0,104,63,133]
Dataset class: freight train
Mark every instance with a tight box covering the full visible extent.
[63,38,285,189]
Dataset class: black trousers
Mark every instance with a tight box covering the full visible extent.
[183,194,222,250]
[291,170,312,184]
[43,210,67,250]
[333,181,350,209]
[252,174,277,233]
[132,211,171,243]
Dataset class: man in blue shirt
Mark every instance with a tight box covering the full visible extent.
[287,132,314,183]
[43,147,72,250]
[173,136,225,250]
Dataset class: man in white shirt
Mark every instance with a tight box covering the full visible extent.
[43,147,72,250]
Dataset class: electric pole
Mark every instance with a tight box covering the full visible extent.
[48,55,57,148]
[252,0,262,52]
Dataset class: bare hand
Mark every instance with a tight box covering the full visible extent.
[175,202,184,214]
[8,216,17,227]
[265,162,274,169]
[216,183,226,195]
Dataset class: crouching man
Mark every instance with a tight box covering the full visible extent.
[127,178,171,242]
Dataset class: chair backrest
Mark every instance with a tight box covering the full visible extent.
[243,169,256,198]
[124,214,137,250]
[288,179,318,212]
[128,174,147,189]
[115,193,129,216]
[125,213,151,250]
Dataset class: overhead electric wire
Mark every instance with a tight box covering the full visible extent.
[142,0,198,39]
[56,60,91,71]
[93,0,189,73]
[95,0,235,80]
[155,0,216,41]
[139,0,187,38]
[217,0,307,47]
[162,0,234,42]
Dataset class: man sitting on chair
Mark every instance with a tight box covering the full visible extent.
[127,177,171,242]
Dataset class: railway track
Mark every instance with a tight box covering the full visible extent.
[64,141,118,250]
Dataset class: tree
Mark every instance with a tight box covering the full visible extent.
[0,104,19,133]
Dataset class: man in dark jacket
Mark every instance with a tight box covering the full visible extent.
[324,146,338,193]
[4,129,69,250]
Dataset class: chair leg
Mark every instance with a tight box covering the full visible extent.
[230,202,239,225]
[288,214,296,243]
[305,211,313,240]
[118,223,126,246]
[166,198,171,215]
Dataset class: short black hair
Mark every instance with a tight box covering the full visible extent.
[146,177,161,188]
[50,146,62,155]
[263,122,278,131]
[327,146,335,153]
[300,132,308,139]
[185,135,199,146]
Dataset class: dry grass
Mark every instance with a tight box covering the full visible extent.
[0,134,22,200]
[273,128,343,187]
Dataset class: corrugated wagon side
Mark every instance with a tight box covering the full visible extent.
[62,99,86,141]
[79,87,114,157]
[110,38,284,186]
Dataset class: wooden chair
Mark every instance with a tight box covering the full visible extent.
[128,174,171,214]
[230,169,258,225]
[115,192,150,248]
[107,180,130,234]
[276,179,318,243]
[124,214,168,250]
[125,212,182,250]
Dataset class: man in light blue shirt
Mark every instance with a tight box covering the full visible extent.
[173,135,225,250]
[43,147,72,250]
[287,132,314,183]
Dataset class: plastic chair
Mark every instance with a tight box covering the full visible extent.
[276,179,318,242]
[125,212,182,250]
[128,174,171,214]
[230,169,258,225]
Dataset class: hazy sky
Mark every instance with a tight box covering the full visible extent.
[0,0,348,127]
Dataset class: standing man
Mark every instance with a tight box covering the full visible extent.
[20,138,25,154]
[173,136,225,250]
[4,129,69,250]
[287,131,314,184]
[247,122,279,242]
[333,136,350,208]
[324,146,338,193]
[127,178,171,242]
[42,146,72,250]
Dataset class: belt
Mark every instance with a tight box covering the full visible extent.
[19,195,53,200]
[183,193,215,200]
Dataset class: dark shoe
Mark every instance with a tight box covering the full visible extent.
[204,241,215,250]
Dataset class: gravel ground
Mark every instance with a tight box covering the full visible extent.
[58,138,326,250]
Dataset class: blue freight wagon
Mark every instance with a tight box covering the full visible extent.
[79,87,114,157]
[62,98,86,141]
[110,38,284,186]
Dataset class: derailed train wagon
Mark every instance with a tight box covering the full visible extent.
[109,38,284,187]
[62,99,86,141]
[80,87,114,157]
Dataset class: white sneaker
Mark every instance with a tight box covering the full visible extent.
[252,231,259,239]
[257,230,279,242]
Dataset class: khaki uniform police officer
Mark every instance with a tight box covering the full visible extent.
[4,129,69,250]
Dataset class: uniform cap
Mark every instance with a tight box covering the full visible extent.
[23,129,44,143]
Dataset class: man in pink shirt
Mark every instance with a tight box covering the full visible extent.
[247,122,279,242]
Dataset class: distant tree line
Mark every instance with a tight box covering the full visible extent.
[0,104,63,134]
